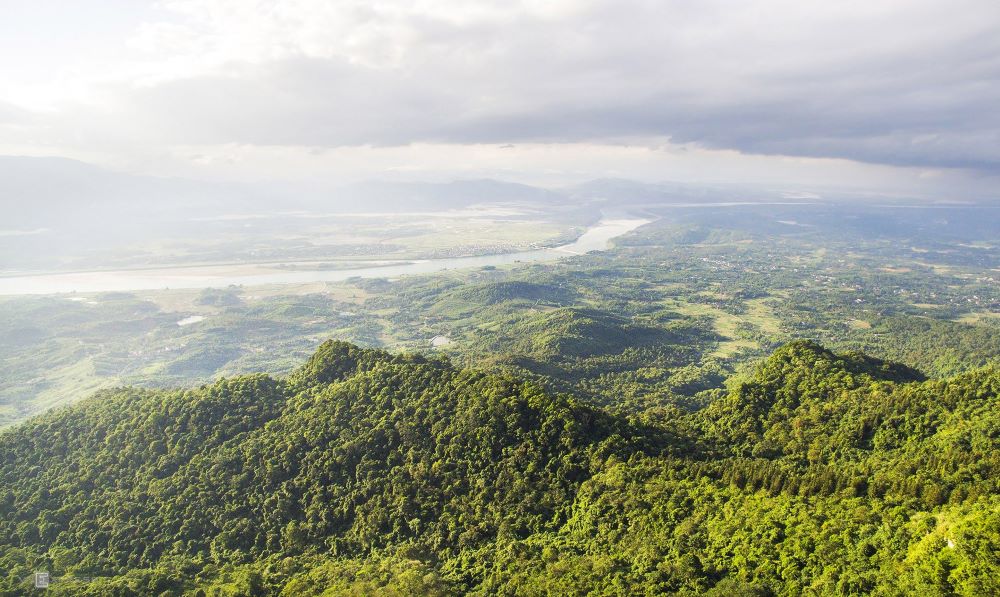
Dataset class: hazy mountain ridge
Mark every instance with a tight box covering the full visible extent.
[0,157,573,225]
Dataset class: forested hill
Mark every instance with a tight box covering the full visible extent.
[0,340,998,595]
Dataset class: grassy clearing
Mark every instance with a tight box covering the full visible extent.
[744,297,785,336]
[663,299,758,358]
[954,311,1000,324]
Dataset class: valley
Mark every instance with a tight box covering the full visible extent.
[1,201,997,427]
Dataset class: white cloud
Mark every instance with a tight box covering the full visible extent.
[1,0,999,193]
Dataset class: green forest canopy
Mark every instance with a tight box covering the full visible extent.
[0,340,997,595]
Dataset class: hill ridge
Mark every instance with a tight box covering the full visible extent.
[0,340,997,595]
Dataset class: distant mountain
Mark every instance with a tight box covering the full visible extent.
[0,156,287,271]
[0,156,836,232]
[567,177,798,205]
[0,156,259,228]
[0,157,577,272]
[0,157,575,227]
[336,179,572,212]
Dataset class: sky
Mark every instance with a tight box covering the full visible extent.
[1,0,999,197]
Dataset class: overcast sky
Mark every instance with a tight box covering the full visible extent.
[2,0,999,196]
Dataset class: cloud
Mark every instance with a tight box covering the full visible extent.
[6,0,1000,178]
[0,101,31,124]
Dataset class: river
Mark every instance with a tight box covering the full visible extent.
[0,217,651,296]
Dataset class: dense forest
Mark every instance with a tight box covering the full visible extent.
[1,339,997,595]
